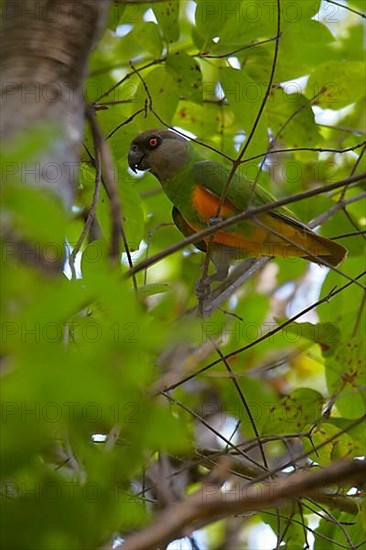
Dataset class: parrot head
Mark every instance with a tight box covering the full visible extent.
[128,129,191,181]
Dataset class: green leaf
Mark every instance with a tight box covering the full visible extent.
[315,510,366,549]
[277,19,335,81]
[173,101,222,138]
[194,0,234,49]
[107,1,126,30]
[2,184,66,247]
[214,1,274,50]
[326,418,365,457]
[135,66,179,125]
[141,403,190,451]
[262,511,306,550]
[153,0,180,44]
[306,61,366,109]
[304,423,358,466]
[167,52,203,103]
[325,337,366,418]
[319,201,366,258]
[94,165,143,253]
[118,168,145,252]
[347,0,366,10]
[283,0,321,23]
[276,321,341,356]
[219,66,269,157]
[318,258,366,327]
[266,90,322,147]
[275,257,307,285]
[262,388,324,435]
[103,116,141,165]
[117,22,163,59]
[80,239,110,279]
[136,283,171,297]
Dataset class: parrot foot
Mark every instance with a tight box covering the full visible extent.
[195,277,212,300]
[207,216,223,227]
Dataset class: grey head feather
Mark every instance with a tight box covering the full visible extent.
[129,129,191,181]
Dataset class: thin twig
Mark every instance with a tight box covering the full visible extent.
[86,108,138,292]
[303,499,356,549]
[247,88,325,203]
[318,123,366,136]
[86,107,121,263]
[332,230,366,240]
[106,107,146,139]
[201,259,269,317]
[324,0,366,19]
[310,191,366,228]
[69,129,102,277]
[339,143,366,201]
[241,141,366,164]
[198,37,279,59]
[94,58,165,103]
[163,392,267,472]
[212,342,269,469]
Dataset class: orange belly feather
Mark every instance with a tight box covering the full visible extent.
[191,185,331,259]
[192,185,270,248]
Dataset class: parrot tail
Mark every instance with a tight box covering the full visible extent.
[263,212,348,268]
[301,231,347,267]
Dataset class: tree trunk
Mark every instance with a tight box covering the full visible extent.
[1,0,110,270]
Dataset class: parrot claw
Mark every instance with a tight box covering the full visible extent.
[207,216,223,227]
[195,277,212,300]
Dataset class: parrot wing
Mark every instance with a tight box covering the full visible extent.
[191,160,297,219]
[172,206,207,252]
[190,160,347,266]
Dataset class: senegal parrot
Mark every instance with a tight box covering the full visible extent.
[128,129,347,280]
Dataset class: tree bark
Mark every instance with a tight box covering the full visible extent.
[1,0,110,271]
[1,0,110,205]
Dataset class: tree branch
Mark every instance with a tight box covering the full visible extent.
[113,460,365,550]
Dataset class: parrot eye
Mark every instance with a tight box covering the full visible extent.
[148,137,159,148]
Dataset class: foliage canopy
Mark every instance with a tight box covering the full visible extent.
[1,1,365,548]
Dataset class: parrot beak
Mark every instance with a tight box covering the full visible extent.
[128,145,148,173]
